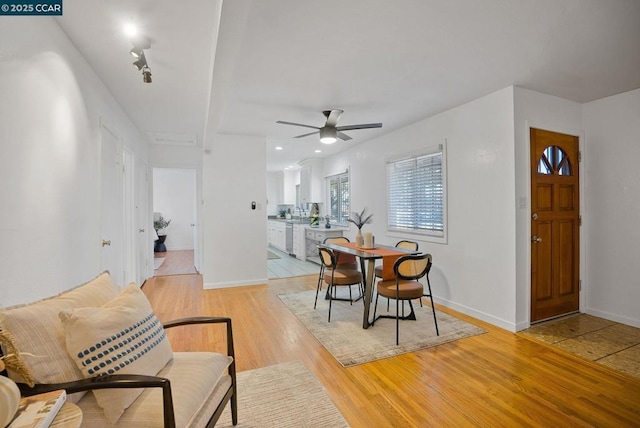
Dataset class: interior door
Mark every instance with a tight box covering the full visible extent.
[100,124,124,285]
[530,128,580,322]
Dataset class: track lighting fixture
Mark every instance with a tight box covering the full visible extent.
[129,46,152,83]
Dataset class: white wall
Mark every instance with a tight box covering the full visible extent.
[582,88,640,328]
[513,87,584,330]
[153,168,196,251]
[0,18,149,307]
[202,134,267,288]
[323,87,519,330]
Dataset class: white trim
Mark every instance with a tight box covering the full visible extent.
[436,297,517,332]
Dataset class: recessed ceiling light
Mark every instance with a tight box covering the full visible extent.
[315,149,321,153]
[275,146,283,150]
[123,22,138,38]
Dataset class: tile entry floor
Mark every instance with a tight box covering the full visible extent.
[520,314,640,379]
[267,246,320,279]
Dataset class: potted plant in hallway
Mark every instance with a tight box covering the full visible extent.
[154,215,171,253]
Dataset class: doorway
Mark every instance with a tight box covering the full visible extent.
[530,128,580,322]
[152,168,198,276]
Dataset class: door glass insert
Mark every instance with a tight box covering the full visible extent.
[538,146,571,176]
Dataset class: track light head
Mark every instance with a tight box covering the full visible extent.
[130,47,143,58]
[142,67,152,83]
[132,53,147,71]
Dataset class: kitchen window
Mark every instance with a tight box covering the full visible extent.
[327,170,349,225]
[386,144,447,241]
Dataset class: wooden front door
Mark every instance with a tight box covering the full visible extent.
[530,128,580,322]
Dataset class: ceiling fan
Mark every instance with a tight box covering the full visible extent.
[276,109,382,144]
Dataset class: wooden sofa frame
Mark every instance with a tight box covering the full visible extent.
[15,316,238,428]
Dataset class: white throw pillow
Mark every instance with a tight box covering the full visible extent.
[59,284,173,424]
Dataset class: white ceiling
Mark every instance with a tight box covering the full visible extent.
[56,0,640,172]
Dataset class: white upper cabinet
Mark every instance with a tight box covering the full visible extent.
[298,159,323,203]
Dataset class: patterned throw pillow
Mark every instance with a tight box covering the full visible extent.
[59,284,173,424]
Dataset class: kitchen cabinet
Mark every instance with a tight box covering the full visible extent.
[298,159,323,204]
[267,220,286,252]
[305,228,345,264]
[273,171,296,205]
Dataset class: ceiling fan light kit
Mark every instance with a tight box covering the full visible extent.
[276,109,382,144]
[319,127,337,144]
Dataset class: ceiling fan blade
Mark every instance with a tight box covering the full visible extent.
[336,123,383,131]
[294,131,320,138]
[337,132,352,141]
[324,109,343,127]
[276,120,320,131]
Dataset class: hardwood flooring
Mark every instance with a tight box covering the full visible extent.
[142,274,640,427]
[153,250,197,276]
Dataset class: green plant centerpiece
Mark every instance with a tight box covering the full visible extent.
[347,208,373,247]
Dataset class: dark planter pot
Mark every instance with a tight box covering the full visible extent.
[154,234,167,253]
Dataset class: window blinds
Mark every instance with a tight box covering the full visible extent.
[386,151,444,234]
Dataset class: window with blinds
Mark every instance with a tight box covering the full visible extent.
[327,171,349,224]
[386,147,445,236]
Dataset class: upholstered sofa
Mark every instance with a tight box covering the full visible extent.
[0,272,237,427]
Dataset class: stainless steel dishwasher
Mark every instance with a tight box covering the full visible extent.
[285,222,294,255]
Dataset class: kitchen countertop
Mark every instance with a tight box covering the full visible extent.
[267,218,348,230]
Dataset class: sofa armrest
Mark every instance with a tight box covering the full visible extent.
[18,374,176,427]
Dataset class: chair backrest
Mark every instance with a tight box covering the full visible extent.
[396,240,419,251]
[394,253,432,281]
[324,236,350,244]
[318,247,336,269]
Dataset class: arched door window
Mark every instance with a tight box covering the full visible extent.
[538,145,571,176]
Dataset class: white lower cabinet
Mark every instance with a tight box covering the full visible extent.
[305,228,344,264]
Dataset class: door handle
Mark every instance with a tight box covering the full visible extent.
[139,229,145,233]
[531,236,542,243]
[102,239,111,247]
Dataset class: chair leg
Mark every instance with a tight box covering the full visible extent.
[349,284,353,305]
[314,266,324,309]
[372,292,380,325]
[395,294,400,346]
[328,283,333,322]
[426,282,439,336]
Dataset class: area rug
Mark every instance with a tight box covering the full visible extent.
[153,257,165,269]
[267,250,280,260]
[278,290,486,367]
[217,360,349,427]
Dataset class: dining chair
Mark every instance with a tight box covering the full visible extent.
[373,240,419,279]
[315,247,364,322]
[374,240,419,310]
[372,253,439,345]
[323,236,359,269]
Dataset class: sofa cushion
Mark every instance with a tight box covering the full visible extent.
[76,352,233,427]
[59,284,173,424]
[0,272,120,402]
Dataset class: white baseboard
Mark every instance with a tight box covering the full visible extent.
[585,307,640,328]
[435,297,517,332]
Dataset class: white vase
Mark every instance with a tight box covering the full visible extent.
[355,229,364,247]
[0,375,20,427]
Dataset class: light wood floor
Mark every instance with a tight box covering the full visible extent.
[154,250,197,276]
[142,274,640,427]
